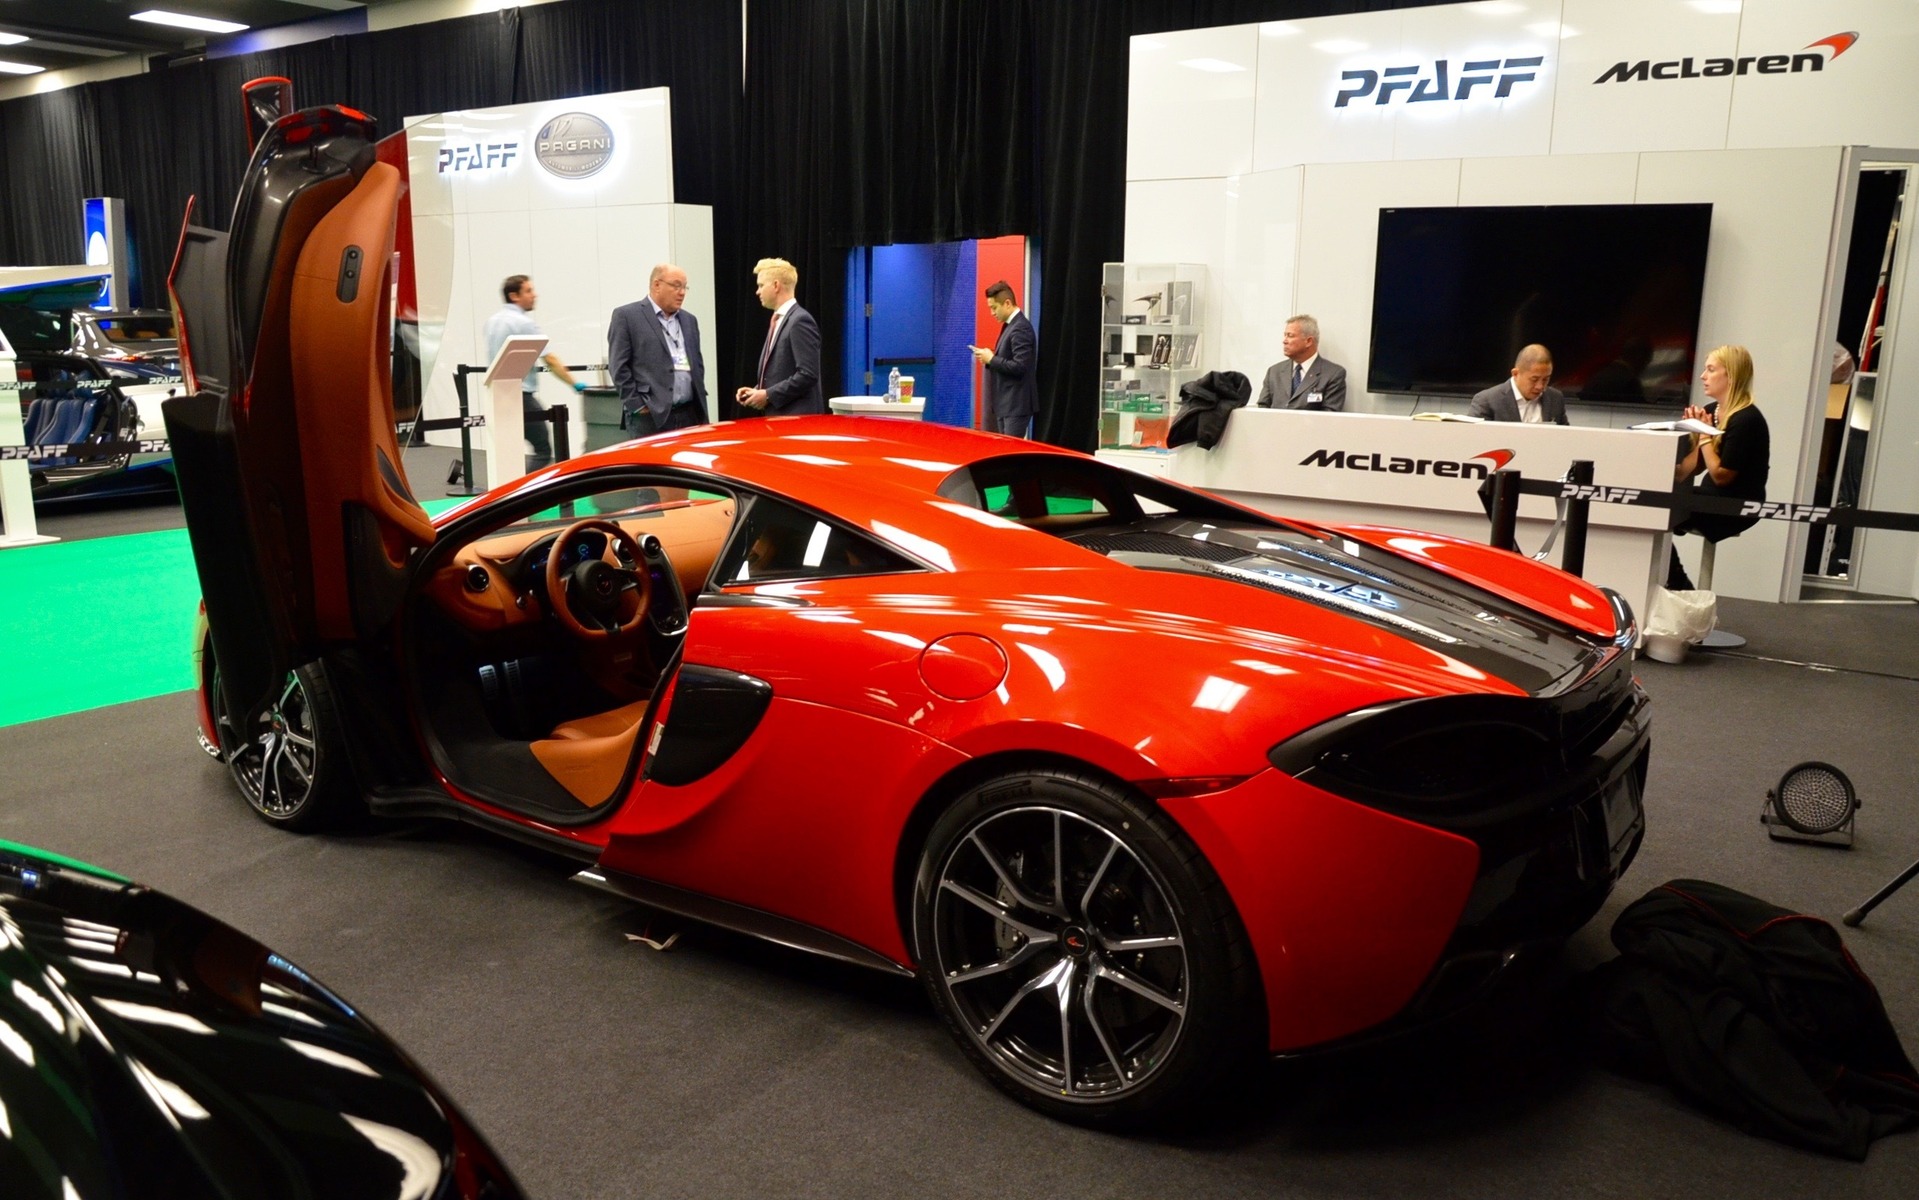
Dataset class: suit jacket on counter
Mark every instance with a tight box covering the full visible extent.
[983,312,1038,421]
[1255,356,1346,411]
[759,303,825,415]
[1468,380,1569,424]
[608,299,708,427]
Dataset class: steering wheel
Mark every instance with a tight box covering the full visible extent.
[545,519,652,638]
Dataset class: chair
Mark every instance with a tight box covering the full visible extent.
[1693,536,1747,651]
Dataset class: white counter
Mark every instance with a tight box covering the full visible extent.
[829,396,926,420]
[1103,407,1679,619]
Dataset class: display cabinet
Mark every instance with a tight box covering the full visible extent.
[1098,262,1208,451]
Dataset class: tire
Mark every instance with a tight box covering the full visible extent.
[912,769,1261,1127]
[206,649,358,832]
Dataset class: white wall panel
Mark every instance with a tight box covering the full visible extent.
[1727,1,1919,151]
[1126,26,1259,181]
[1252,8,1404,171]
[1221,168,1304,378]
[1635,145,1845,600]
[1389,2,1557,163]
[1293,158,1461,414]
[1457,152,1639,206]
[1855,172,1919,599]
[1551,0,1738,156]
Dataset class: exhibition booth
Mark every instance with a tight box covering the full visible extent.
[1118,0,1919,605]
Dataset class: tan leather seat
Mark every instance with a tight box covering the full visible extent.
[529,699,652,805]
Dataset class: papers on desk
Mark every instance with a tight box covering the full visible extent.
[1411,411,1486,422]
[1630,418,1719,436]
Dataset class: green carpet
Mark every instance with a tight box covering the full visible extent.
[0,498,467,729]
[0,527,203,728]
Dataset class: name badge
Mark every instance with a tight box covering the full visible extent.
[1305,392,1323,406]
[672,348,691,372]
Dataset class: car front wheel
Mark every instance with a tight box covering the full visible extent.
[206,653,356,831]
[912,770,1260,1126]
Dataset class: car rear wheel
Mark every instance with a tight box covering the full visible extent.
[912,770,1260,1127]
[206,651,357,831]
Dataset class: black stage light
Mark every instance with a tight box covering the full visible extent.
[1761,761,1859,847]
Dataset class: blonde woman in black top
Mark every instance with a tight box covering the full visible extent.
[1668,344,1770,589]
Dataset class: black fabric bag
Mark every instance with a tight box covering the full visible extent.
[1588,878,1919,1159]
[1166,370,1250,450]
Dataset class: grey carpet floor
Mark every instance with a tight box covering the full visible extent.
[4,624,1919,1197]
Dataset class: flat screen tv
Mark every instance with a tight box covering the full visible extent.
[1368,203,1712,407]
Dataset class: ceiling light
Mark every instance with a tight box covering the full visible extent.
[1178,58,1247,73]
[130,10,250,35]
[0,32,31,46]
[0,60,45,75]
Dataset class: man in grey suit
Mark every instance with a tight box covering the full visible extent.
[1255,314,1346,410]
[609,263,709,435]
[1469,344,1569,424]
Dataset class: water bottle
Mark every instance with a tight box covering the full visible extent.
[887,366,900,402]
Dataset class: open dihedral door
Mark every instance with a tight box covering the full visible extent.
[163,81,433,730]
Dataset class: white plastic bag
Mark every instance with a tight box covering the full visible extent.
[1647,586,1718,644]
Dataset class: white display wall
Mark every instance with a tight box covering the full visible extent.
[1124,0,1919,602]
[406,87,715,458]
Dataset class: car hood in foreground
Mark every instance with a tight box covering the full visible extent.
[0,841,522,1200]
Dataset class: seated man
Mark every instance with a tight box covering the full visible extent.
[1470,344,1569,424]
[1254,314,1346,411]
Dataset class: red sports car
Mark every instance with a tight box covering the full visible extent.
[168,101,1647,1127]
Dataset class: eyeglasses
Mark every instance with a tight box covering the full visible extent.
[659,280,689,292]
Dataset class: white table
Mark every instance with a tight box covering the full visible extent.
[828,396,926,420]
[1100,407,1679,620]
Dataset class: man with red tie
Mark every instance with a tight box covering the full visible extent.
[970,280,1037,437]
[735,257,824,415]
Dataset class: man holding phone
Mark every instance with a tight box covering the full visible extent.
[970,280,1037,438]
[1255,314,1346,411]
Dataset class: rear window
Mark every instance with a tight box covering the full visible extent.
[937,452,1258,533]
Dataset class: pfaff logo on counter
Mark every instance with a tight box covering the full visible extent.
[1299,448,1497,479]
[438,142,521,173]
[534,113,615,179]
[1562,483,1642,504]
[1335,57,1544,108]
[1594,31,1858,84]
[1740,501,1832,523]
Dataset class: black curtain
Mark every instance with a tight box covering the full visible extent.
[0,88,101,267]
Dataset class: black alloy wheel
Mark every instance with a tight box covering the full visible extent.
[913,770,1259,1126]
[207,651,356,831]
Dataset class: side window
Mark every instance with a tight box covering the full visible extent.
[716,496,919,586]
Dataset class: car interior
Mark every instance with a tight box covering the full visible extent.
[406,477,919,818]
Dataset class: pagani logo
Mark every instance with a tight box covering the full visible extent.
[1336,57,1543,108]
[1298,447,1513,480]
[1594,31,1857,84]
[534,112,615,179]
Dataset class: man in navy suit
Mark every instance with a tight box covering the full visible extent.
[970,280,1037,437]
[735,257,824,415]
[1469,343,1570,424]
[608,263,708,435]
[1254,314,1346,411]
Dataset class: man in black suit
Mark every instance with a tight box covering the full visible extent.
[1469,343,1569,424]
[735,256,824,415]
[970,280,1037,437]
[608,263,708,435]
[1254,314,1346,410]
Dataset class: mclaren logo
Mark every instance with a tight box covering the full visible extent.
[535,112,615,179]
[1594,31,1857,84]
[1298,447,1513,479]
[1337,56,1542,108]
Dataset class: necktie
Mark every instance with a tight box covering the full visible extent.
[757,312,779,388]
[1291,362,1303,395]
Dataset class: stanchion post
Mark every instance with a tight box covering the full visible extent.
[550,403,571,464]
[451,364,482,496]
[1561,459,1593,577]
[1488,468,1520,553]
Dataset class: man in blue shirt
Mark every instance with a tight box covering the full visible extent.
[484,275,583,471]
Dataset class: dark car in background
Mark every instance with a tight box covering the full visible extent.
[0,840,526,1199]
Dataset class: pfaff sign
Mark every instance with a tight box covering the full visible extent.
[438,142,521,173]
[1335,57,1544,108]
